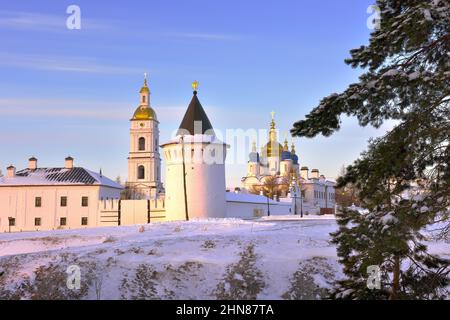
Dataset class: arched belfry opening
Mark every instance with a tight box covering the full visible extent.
[138,165,145,180]
[138,137,145,151]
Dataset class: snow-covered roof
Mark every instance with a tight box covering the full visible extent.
[226,192,286,205]
[0,167,123,189]
[302,178,336,186]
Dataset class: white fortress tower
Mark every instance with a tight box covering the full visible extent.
[127,75,162,199]
[161,81,228,220]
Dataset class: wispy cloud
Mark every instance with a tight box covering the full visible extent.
[0,52,142,75]
[0,10,113,33]
[0,10,241,42]
[0,98,185,121]
[162,32,241,41]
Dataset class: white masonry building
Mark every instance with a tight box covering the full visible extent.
[0,157,122,232]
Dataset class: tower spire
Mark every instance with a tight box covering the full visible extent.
[252,140,257,153]
[140,73,150,106]
[269,111,278,142]
[270,111,276,129]
[283,133,289,151]
[177,81,214,136]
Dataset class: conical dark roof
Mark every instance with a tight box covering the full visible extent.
[177,91,215,136]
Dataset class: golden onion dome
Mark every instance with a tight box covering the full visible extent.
[262,141,283,157]
[140,86,150,94]
[132,104,157,120]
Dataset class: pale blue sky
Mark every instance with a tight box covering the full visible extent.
[0,0,392,187]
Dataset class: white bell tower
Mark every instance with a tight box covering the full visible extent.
[127,74,162,199]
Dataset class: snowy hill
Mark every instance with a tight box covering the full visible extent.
[0,217,447,300]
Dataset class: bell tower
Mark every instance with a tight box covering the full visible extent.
[127,74,162,199]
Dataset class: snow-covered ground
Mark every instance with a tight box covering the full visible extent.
[0,217,448,300]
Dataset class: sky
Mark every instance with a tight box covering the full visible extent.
[0,0,392,187]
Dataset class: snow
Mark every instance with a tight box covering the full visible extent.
[349,93,361,100]
[258,214,336,221]
[0,218,342,299]
[0,167,122,189]
[366,80,377,89]
[408,71,421,81]
[1,217,447,299]
[161,134,226,146]
[349,204,369,214]
[225,192,279,204]
[382,69,401,77]
[380,212,399,225]
[423,9,433,21]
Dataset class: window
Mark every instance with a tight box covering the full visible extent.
[81,196,89,207]
[60,196,67,207]
[60,217,67,226]
[81,217,88,226]
[138,165,145,180]
[34,218,41,226]
[142,96,146,103]
[35,197,42,207]
[8,218,15,226]
[138,137,145,151]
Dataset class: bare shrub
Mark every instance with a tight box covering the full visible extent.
[282,257,335,300]
[215,244,265,299]
[120,264,159,300]
[22,262,93,300]
[201,240,216,249]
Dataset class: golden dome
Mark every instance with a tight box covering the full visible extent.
[261,141,283,157]
[132,104,157,120]
[140,73,150,93]
[140,86,150,94]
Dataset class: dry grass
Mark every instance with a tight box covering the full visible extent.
[201,240,216,249]
[120,264,159,300]
[214,244,265,300]
[282,257,335,300]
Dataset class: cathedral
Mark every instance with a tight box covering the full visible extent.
[241,113,336,215]
[242,112,300,191]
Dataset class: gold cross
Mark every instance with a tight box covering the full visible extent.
[144,72,148,86]
[192,80,199,91]
[271,111,275,120]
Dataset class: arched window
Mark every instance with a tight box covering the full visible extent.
[138,137,145,151]
[138,165,145,180]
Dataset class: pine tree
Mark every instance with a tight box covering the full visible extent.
[291,0,449,299]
